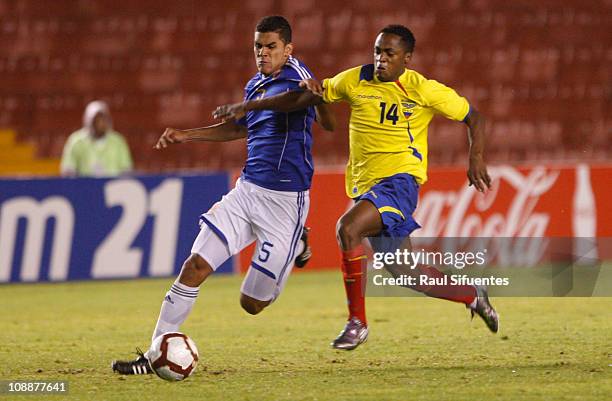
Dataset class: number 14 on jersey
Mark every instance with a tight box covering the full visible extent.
[379,102,399,125]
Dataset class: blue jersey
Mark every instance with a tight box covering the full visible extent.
[237,56,316,192]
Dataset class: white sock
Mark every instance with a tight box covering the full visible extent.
[151,280,200,342]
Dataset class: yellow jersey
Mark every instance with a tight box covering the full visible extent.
[322,65,470,198]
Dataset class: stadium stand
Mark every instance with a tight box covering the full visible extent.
[0,129,60,176]
[0,0,609,174]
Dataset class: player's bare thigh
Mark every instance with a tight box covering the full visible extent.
[336,199,383,250]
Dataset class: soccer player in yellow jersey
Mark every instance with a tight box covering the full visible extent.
[215,24,498,351]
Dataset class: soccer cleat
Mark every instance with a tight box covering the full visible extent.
[331,317,369,350]
[469,286,499,333]
[294,227,312,268]
[111,347,153,375]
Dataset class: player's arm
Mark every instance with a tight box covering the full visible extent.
[248,78,326,112]
[464,108,491,192]
[154,121,247,149]
[420,77,492,192]
[214,69,355,121]
[315,103,336,132]
[215,90,324,119]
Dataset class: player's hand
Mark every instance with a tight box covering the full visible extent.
[299,78,324,97]
[213,103,246,120]
[154,128,188,149]
[467,155,492,192]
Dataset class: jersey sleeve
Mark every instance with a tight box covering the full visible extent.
[284,58,314,82]
[418,79,470,121]
[321,66,360,104]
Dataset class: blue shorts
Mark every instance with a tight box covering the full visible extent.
[355,173,421,237]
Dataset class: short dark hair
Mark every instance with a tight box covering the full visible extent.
[256,15,292,44]
[379,24,415,53]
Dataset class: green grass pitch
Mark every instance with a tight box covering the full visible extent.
[0,271,610,400]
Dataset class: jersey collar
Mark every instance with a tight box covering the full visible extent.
[372,68,409,84]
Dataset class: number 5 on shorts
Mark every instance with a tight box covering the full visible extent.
[258,241,274,263]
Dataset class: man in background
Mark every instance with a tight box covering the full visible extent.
[60,100,133,177]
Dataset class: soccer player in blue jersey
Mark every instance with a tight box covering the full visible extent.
[215,24,498,351]
[112,15,335,375]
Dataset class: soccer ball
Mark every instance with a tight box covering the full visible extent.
[148,332,199,381]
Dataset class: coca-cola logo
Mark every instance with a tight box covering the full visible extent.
[414,166,560,238]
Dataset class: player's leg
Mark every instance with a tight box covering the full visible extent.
[380,237,477,304]
[111,226,232,376]
[238,184,309,315]
[332,173,422,350]
[378,222,498,332]
[238,226,306,314]
[401,251,498,332]
[239,293,271,315]
[239,247,277,315]
[154,180,256,331]
[331,199,382,350]
[239,233,303,314]
[294,226,312,268]
[150,227,228,341]
[368,174,498,333]
[149,179,259,340]
[112,181,253,375]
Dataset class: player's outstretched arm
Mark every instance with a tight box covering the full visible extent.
[464,108,492,192]
[154,121,247,149]
[213,87,324,120]
[301,78,335,131]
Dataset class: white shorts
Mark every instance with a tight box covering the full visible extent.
[191,178,310,302]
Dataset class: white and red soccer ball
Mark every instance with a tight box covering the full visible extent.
[148,332,199,381]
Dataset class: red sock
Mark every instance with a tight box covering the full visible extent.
[341,246,367,325]
[413,265,476,305]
